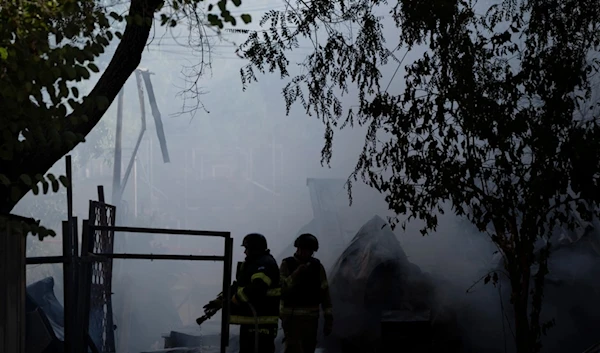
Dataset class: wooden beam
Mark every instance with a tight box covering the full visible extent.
[0,216,28,353]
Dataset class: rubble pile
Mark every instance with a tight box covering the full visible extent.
[324,216,460,353]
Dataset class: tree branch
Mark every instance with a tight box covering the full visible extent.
[4,0,164,213]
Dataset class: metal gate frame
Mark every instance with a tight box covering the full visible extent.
[79,206,234,353]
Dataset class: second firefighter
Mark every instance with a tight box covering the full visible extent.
[279,233,333,353]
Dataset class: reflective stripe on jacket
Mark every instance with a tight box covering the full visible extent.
[279,256,333,318]
[230,252,281,325]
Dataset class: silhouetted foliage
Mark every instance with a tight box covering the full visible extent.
[237,0,600,351]
[0,0,253,236]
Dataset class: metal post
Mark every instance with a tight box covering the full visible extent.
[98,186,105,203]
[65,156,79,351]
[61,220,73,353]
[220,236,233,353]
[112,89,124,206]
[70,217,81,352]
[140,69,170,163]
[134,157,138,218]
[66,156,73,223]
[64,156,79,353]
[78,219,94,352]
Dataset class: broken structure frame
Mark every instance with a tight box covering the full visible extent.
[110,67,172,351]
[112,68,170,210]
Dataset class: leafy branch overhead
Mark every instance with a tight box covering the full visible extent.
[237,0,600,351]
[0,0,253,233]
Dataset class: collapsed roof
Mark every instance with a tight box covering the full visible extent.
[327,215,436,340]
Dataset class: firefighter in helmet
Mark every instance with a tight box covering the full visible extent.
[202,233,281,353]
[279,233,333,353]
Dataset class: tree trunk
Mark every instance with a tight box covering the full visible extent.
[0,217,28,353]
[0,0,165,214]
[514,293,531,353]
[512,261,532,353]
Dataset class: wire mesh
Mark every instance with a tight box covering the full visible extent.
[88,201,117,353]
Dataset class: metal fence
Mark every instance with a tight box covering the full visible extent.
[80,220,234,353]
[25,171,234,353]
[86,200,117,353]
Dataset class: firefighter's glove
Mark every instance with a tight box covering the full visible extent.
[324,315,333,337]
[203,298,223,312]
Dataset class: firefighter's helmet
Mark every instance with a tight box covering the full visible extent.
[294,233,319,252]
[242,233,268,252]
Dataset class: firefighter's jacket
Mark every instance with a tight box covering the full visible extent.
[279,256,333,318]
[230,252,281,325]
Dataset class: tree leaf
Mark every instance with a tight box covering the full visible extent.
[41,179,49,194]
[19,174,32,186]
[88,63,100,73]
[10,186,20,202]
[51,179,60,192]
[31,183,39,195]
[0,174,10,186]
[109,11,122,21]
[59,175,69,188]
[240,14,252,24]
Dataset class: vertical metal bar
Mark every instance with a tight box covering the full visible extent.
[71,216,79,259]
[140,70,170,163]
[62,221,73,353]
[71,217,82,353]
[112,88,124,206]
[98,186,105,203]
[66,156,73,222]
[134,157,138,218]
[80,219,93,352]
[119,72,147,199]
[220,235,233,353]
[105,204,117,353]
[149,138,154,204]
[73,217,82,352]
[135,70,147,124]
[64,155,79,353]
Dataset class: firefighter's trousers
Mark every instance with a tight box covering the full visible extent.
[281,316,319,353]
[239,324,278,353]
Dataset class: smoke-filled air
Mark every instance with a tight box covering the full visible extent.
[3,0,600,353]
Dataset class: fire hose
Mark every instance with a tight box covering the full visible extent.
[196,297,260,353]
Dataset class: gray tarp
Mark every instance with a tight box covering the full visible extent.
[26,277,65,342]
[327,215,434,341]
